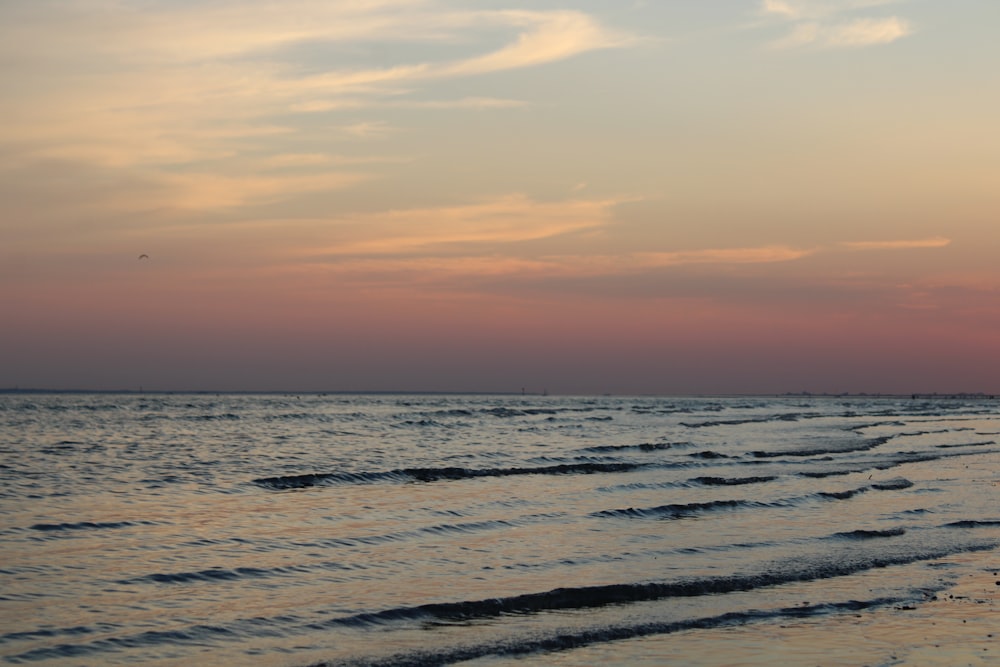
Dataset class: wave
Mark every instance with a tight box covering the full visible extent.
[28,520,154,532]
[943,520,1000,528]
[582,442,682,453]
[304,518,523,549]
[253,462,645,490]
[157,516,558,559]
[0,623,121,644]
[818,487,867,500]
[750,436,891,459]
[3,527,996,665]
[874,447,1000,469]
[797,446,1000,479]
[3,623,255,663]
[679,412,818,428]
[934,440,995,449]
[312,539,998,632]
[691,476,776,486]
[323,598,912,667]
[424,408,474,417]
[832,528,907,540]
[123,566,282,585]
[870,477,914,490]
[480,406,602,418]
[599,480,913,520]
[398,419,440,427]
[594,499,772,519]
[116,557,364,586]
[185,413,241,421]
[2,592,912,666]
[800,469,856,478]
[688,450,732,459]
[252,471,400,489]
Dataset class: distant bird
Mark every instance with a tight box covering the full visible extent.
[138,254,149,260]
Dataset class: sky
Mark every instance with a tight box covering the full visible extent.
[1,0,998,395]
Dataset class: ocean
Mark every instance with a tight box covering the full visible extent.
[1,393,997,666]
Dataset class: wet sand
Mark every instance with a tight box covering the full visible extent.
[506,554,999,666]
[849,564,998,667]
[755,563,999,667]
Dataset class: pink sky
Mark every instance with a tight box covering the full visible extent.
[2,1,998,394]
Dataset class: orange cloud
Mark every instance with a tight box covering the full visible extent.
[439,10,633,76]
[841,237,951,250]
[0,4,633,171]
[156,171,373,210]
[636,245,815,266]
[826,17,913,47]
[762,1,913,50]
[303,195,621,257]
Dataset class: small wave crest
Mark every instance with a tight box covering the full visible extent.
[688,450,731,459]
[252,462,643,490]
[691,476,776,486]
[594,499,763,520]
[28,520,154,532]
[832,527,907,540]
[871,477,914,491]
[600,479,913,521]
[122,566,290,585]
[818,488,868,500]
[680,412,813,428]
[314,539,998,632]
[934,440,996,449]
[943,520,1000,528]
[327,597,909,667]
[582,442,681,453]
[751,436,891,459]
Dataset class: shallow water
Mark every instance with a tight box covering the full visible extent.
[1,394,998,665]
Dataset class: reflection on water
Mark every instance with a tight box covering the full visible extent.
[1,394,997,665]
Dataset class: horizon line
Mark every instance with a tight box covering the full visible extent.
[1,388,996,399]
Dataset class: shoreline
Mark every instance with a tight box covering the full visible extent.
[853,559,998,666]
[472,552,999,667]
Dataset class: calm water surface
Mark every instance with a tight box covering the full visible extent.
[1,394,998,665]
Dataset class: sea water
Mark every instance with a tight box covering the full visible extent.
[1,393,997,665]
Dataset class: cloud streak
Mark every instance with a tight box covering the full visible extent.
[762,1,904,21]
[762,0,913,49]
[636,246,815,266]
[437,10,633,77]
[303,195,620,257]
[0,1,633,196]
[841,237,951,250]
[825,16,912,46]
[289,215,953,290]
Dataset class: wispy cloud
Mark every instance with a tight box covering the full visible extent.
[290,243,817,290]
[393,97,529,110]
[762,0,913,49]
[636,246,815,267]
[303,195,620,258]
[291,96,526,114]
[769,16,912,49]
[157,171,373,211]
[0,1,634,195]
[827,16,911,46]
[762,0,806,20]
[762,1,904,21]
[841,237,951,250]
[437,10,633,77]
[293,221,953,289]
[340,121,397,140]
[255,153,410,170]
[283,193,819,285]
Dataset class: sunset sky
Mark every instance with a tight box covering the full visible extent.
[2,0,998,394]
